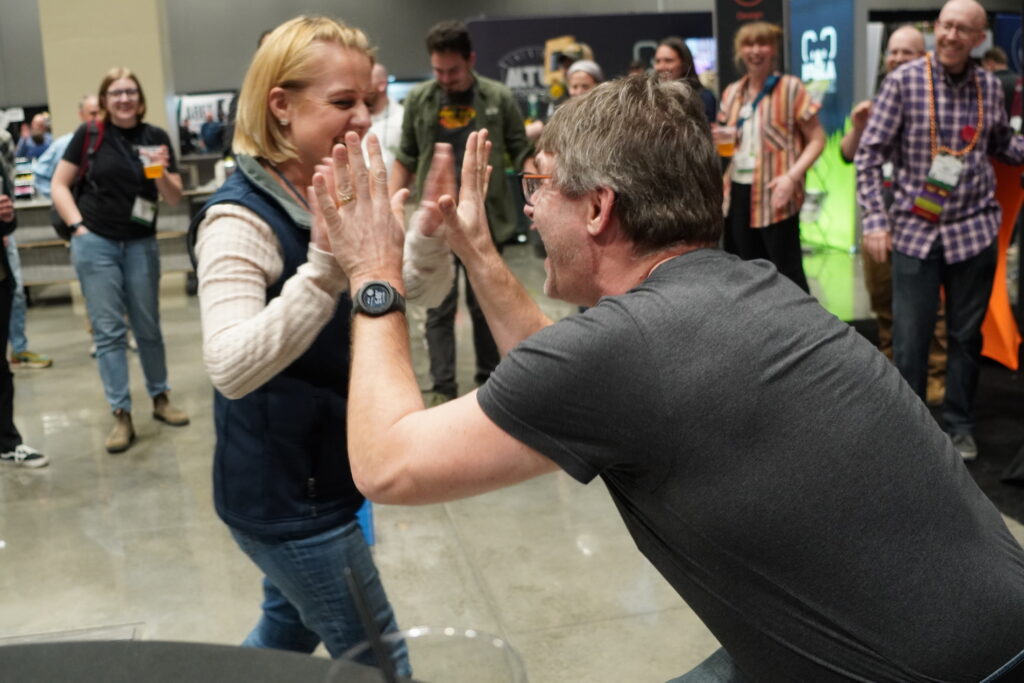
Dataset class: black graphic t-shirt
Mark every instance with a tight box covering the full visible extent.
[435,86,476,174]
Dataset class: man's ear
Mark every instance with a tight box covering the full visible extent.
[587,186,616,236]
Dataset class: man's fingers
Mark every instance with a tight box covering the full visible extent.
[344,130,372,203]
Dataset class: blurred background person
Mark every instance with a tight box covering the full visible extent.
[391,19,534,406]
[32,95,100,199]
[15,113,51,161]
[189,16,451,671]
[0,124,47,467]
[365,62,404,172]
[716,22,825,293]
[655,36,716,122]
[982,46,1018,117]
[51,68,189,454]
[627,58,647,76]
[566,59,603,97]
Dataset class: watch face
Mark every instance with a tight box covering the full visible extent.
[361,283,392,313]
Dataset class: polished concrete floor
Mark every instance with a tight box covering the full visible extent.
[1,245,1022,682]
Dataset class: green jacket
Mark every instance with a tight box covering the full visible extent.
[396,72,533,245]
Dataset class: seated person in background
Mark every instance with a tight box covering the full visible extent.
[15,114,52,161]
[312,75,1024,681]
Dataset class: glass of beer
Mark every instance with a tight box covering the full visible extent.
[138,146,164,179]
[715,126,736,158]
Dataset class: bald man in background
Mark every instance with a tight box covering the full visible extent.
[366,63,404,173]
[856,0,1024,462]
[842,26,947,405]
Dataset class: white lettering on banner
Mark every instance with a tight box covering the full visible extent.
[801,26,838,87]
[504,65,545,90]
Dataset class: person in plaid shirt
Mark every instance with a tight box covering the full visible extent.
[855,0,1024,461]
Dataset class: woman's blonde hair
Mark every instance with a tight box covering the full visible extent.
[98,67,146,122]
[233,16,373,162]
[733,22,783,70]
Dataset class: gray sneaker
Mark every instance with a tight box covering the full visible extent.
[0,444,49,468]
[951,433,978,461]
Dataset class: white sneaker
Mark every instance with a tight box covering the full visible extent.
[951,433,978,462]
[0,444,49,468]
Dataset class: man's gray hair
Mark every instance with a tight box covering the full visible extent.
[538,75,722,252]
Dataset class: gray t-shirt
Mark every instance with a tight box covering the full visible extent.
[478,248,1024,681]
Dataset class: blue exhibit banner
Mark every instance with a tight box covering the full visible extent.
[993,13,1022,73]
[789,0,856,253]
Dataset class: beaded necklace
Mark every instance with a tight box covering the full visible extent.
[925,52,984,159]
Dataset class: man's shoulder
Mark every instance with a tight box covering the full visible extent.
[405,80,439,106]
[474,73,515,101]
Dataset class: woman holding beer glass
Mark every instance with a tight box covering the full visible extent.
[52,67,188,454]
[715,22,825,292]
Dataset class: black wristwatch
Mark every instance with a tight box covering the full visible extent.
[352,280,406,317]
[69,221,84,232]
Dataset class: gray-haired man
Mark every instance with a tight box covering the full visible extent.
[315,75,1024,681]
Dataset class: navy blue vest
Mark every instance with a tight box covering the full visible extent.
[188,167,360,538]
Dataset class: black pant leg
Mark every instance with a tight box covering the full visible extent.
[0,275,22,451]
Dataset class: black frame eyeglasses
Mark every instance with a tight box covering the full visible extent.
[519,172,552,206]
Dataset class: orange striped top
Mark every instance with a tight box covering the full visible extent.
[718,73,821,228]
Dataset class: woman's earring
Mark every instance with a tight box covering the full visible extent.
[279,119,289,126]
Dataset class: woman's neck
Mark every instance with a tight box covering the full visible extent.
[265,158,312,208]
[746,68,772,94]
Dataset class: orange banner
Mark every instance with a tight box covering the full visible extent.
[981,160,1024,371]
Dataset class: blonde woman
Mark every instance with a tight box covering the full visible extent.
[188,16,452,670]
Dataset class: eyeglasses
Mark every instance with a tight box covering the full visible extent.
[106,88,140,99]
[935,20,982,37]
[520,172,552,206]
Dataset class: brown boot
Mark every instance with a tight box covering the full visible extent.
[105,409,135,454]
[153,392,189,426]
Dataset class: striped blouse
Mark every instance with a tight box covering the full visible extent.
[718,73,821,229]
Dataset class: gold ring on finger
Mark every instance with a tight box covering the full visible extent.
[337,193,355,206]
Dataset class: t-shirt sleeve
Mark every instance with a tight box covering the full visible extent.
[477,301,657,485]
[62,124,89,166]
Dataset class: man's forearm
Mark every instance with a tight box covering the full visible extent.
[347,305,424,498]
[461,246,551,355]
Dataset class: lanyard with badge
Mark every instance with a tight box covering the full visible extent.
[108,127,159,226]
[911,53,984,223]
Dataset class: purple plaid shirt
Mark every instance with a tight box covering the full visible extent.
[855,54,1024,263]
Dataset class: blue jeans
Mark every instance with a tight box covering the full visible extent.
[892,241,996,434]
[230,521,410,675]
[70,232,169,412]
[6,235,27,354]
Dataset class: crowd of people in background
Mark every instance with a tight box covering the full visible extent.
[2,0,1024,679]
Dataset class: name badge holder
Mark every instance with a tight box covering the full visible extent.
[912,53,984,223]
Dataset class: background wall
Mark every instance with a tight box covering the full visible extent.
[0,0,1019,108]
